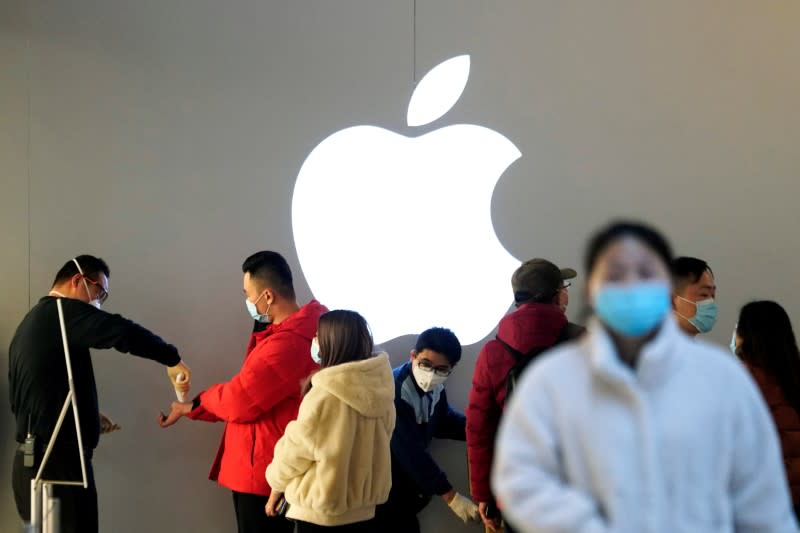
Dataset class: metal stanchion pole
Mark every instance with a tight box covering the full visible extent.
[43,484,59,533]
[28,298,87,533]
[29,479,41,532]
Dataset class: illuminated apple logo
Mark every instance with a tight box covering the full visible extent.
[292,55,521,345]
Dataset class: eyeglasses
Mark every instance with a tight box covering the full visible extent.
[561,281,572,289]
[417,359,452,377]
[83,277,109,303]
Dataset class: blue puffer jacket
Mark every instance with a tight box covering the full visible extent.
[388,361,466,497]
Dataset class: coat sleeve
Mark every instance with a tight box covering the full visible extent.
[492,369,610,533]
[392,399,453,497]
[192,332,311,424]
[265,393,320,493]
[466,343,502,503]
[186,397,223,422]
[730,372,798,532]
[433,390,466,441]
[63,299,180,366]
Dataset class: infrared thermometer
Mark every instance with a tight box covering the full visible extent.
[175,372,188,402]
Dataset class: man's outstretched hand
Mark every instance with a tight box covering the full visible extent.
[158,401,193,428]
[100,413,121,434]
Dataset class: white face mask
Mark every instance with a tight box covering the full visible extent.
[81,279,103,309]
[73,258,103,309]
[412,362,448,393]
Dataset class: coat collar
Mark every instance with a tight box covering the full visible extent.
[585,315,685,389]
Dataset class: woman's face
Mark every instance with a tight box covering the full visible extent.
[587,236,671,300]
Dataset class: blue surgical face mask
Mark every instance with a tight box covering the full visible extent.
[594,281,671,337]
[676,296,718,333]
[245,292,271,323]
[310,337,322,365]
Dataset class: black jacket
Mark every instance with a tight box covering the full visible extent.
[8,296,180,452]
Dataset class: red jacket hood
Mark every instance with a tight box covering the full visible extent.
[496,303,567,354]
[258,299,327,343]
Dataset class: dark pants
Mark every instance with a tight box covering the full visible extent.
[373,465,431,533]
[233,491,294,533]
[12,445,98,533]
[295,519,376,532]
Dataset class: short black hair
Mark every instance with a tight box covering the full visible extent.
[242,251,295,299]
[585,220,673,274]
[671,257,713,293]
[415,327,462,366]
[52,255,110,286]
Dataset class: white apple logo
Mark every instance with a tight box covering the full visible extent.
[292,55,521,345]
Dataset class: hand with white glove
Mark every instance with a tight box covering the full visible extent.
[447,492,481,524]
[167,360,191,398]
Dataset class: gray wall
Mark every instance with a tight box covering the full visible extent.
[1,0,31,527]
[3,1,800,531]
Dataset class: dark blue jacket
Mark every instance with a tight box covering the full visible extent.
[389,361,466,497]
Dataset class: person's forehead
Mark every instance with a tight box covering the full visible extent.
[599,237,664,266]
[417,349,451,367]
[689,270,716,291]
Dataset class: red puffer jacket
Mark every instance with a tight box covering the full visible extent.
[745,362,800,505]
[466,303,568,504]
[188,300,328,496]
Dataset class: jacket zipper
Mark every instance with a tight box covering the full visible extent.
[250,425,256,465]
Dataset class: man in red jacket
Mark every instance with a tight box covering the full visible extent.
[159,251,327,533]
[466,258,584,532]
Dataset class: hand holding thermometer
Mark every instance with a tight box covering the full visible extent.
[175,372,188,402]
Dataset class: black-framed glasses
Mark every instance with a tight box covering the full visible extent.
[418,359,452,377]
[83,277,109,303]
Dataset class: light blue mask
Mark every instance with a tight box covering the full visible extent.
[245,292,271,323]
[594,282,671,337]
[310,337,322,365]
[677,296,718,333]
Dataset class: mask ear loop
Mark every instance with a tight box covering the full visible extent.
[71,258,85,276]
[72,258,93,300]
[673,294,695,323]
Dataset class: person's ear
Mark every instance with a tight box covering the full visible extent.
[409,349,417,362]
[71,274,82,288]
[264,288,276,306]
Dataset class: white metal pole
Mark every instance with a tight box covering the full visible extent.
[56,298,88,489]
[29,479,41,531]
[30,297,91,529]
[43,483,59,533]
[41,484,50,533]
[34,393,72,483]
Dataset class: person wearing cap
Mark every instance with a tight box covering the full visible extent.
[373,327,481,532]
[554,265,585,339]
[466,258,584,532]
[8,255,190,533]
[671,256,718,337]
